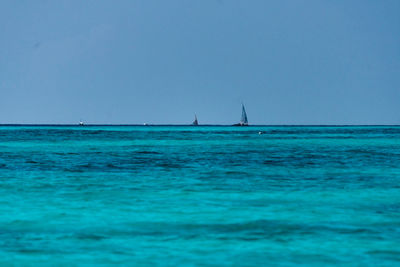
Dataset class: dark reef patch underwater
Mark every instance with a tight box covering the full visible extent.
[0,126,399,265]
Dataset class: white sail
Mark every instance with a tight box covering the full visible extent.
[240,104,248,126]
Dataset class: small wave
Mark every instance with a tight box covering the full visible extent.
[76,233,106,241]
[135,151,161,155]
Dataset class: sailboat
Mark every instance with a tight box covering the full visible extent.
[233,104,248,126]
[192,114,199,126]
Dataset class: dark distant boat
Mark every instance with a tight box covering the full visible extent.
[233,104,248,126]
[192,115,199,126]
[79,120,84,126]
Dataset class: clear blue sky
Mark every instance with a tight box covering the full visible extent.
[1,0,399,124]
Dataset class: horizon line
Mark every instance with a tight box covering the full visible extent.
[0,124,400,127]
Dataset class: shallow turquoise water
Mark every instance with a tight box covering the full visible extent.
[0,126,399,266]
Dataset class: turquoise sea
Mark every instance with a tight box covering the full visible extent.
[0,126,399,266]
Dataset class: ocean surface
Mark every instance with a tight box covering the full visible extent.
[0,125,399,266]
